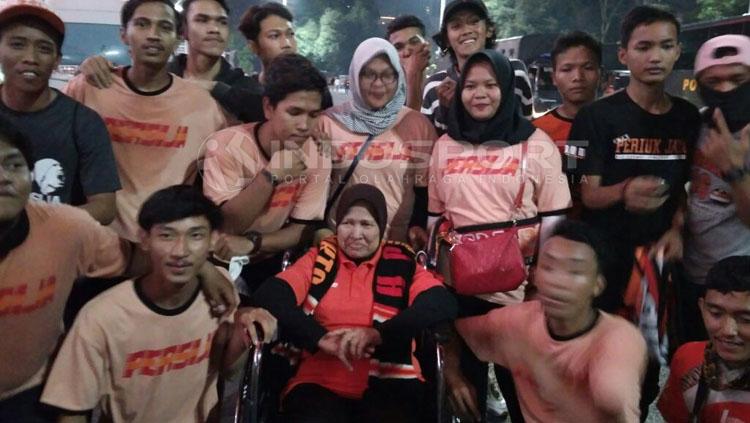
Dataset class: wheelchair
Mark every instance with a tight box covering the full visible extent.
[232,248,456,423]
[233,326,453,423]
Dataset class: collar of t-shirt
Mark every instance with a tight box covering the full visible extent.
[0,209,30,257]
[169,54,243,85]
[551,107,574,123]
[120,66,174,97]
[0,87,63,116]
[545,309,601,342]
[134,277,202,316]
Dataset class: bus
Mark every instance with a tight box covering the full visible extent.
[669,14,750,106]
[605,14,750,106]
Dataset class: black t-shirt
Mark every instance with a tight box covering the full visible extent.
[568,90,700,245]
[0,90,121,205]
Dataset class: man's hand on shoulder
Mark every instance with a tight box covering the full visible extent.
[80,56,116,89]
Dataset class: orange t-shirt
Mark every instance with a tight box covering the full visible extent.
[275,242,443,399]
[0,202,128,399]
[41,280,229,423]
[64,70,228,241]
[658,341,750,422]
[428,130,571,304]
[321,107,437,241]
[202,123,330,233]
[457,301,647,423]
[532,108,574,155]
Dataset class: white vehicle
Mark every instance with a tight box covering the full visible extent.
[47,0,128,89]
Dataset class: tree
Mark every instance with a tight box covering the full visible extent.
[696,0,748,20]
[294,0,381,74]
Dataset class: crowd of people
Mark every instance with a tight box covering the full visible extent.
[0,0,749,421]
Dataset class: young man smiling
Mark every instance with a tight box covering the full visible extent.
[0,0,120,224]
[658,256,750,421]
[0,117,236,422]
[421,0,532,135]
[41,186,277,423]
[64,0,228,243]
[81,0,265,123]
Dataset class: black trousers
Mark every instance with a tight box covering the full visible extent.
[282,381,423,423]
[455,293,525,423]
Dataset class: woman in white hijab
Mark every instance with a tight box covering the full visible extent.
[321,38,437,246]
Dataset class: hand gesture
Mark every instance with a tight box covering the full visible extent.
[437,78,457,109]
[80,55,116,88]
[702,108,750,175]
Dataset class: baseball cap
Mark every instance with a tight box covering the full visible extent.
[0,0,65,38]
[443,0,489,23]
[694,34,750,76]
[434,0,490,50]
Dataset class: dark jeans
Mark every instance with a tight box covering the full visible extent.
[282,381,423,423]
[455,293,525,423]
[0,385,56,423]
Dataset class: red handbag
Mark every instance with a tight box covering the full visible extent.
[441,142,538,296]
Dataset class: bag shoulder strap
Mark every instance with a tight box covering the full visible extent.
[325,133,376,219]
[690,369,710,422]
[512,141,529,213]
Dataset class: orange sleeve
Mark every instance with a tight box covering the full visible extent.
[589,322,647,422]
[455,308,512,365]
[40,302,109,411]
[427,137,447,215]
[657,343,703,423]
[290,141,329,222]
[73,208,129,278]
[62,74,87,102]
[202,127,261,205]
[408,113,438,188]
[530,135,571,214]
[275,247,318,305]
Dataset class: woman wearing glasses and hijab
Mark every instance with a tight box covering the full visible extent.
[320,38,437,248]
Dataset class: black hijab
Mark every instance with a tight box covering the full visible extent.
[446,50,536,145]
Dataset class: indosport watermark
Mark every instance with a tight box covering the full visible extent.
[196,130,590,198]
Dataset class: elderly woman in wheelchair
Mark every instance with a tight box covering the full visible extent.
[252,184,457,422]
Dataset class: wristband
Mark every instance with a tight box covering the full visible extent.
[261,168,280,187]
[245,231,263,255]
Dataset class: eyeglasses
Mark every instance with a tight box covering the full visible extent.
[360,70,397,85]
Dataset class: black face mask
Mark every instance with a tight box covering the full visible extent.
[699,81,750,133]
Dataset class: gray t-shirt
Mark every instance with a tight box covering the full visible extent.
[685,125,750,284]
[0,90,121,205]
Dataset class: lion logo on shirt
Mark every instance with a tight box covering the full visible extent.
[31,158,65,202]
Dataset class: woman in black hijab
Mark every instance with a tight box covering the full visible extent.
[427,50,571,422]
